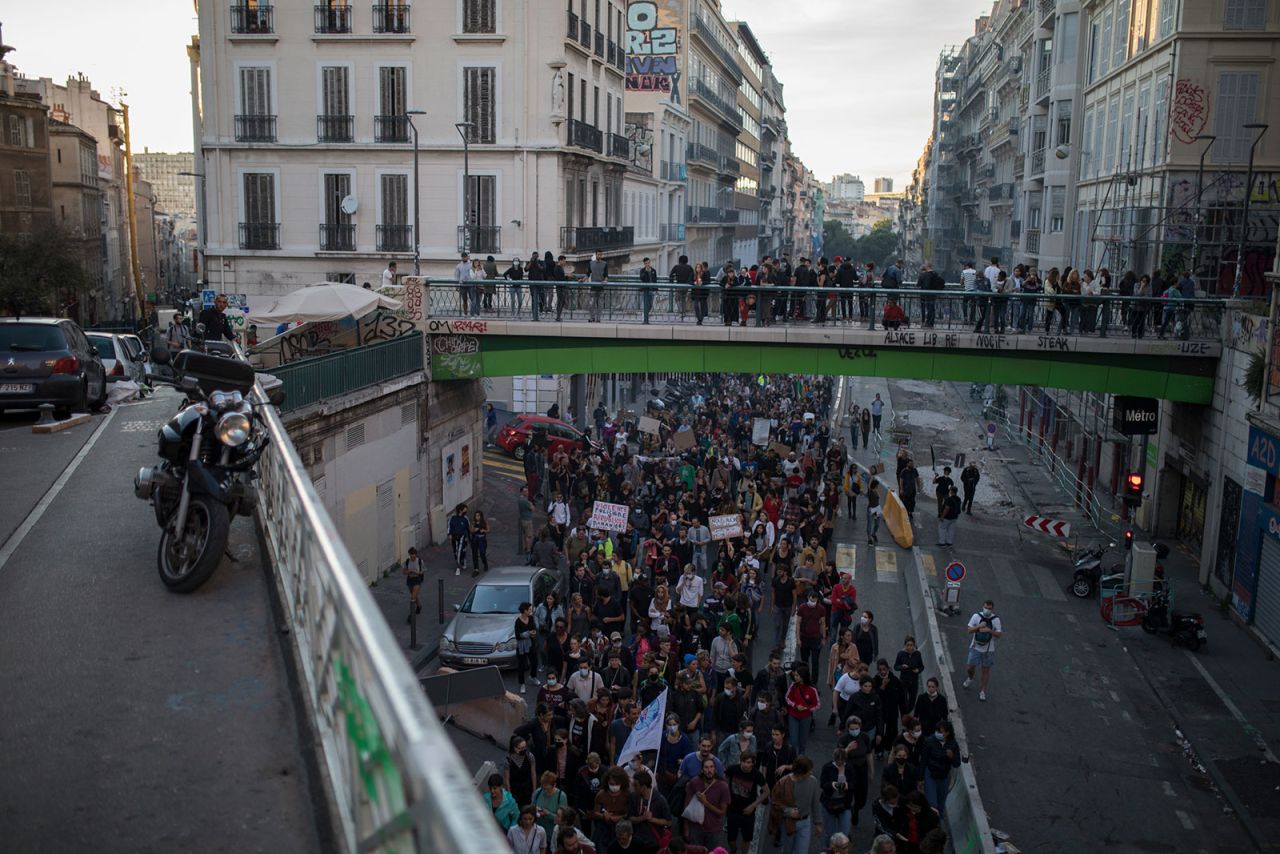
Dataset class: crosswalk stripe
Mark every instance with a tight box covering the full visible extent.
[921,553,937,577]
[1028,562,1069,601]
[990,557,1027,597]
[836,544,857,580]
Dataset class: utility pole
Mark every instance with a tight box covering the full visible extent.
[121,102,146,321]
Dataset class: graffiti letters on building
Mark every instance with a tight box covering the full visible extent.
[1170,79,1208,145]
[625,112,655,173]
[625,1,682,104]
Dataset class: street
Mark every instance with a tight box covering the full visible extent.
[0,392,320,853]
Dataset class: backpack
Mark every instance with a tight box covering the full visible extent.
[974,614,997,646]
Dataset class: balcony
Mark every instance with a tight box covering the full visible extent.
[230,4,273,34]
[608,133,630,159]
[372,4,410,33]
[594,31,605,57]
[239,222,280,250]
[691,78,743,129]
[1030,148,1046,175]
[316,114,353,142]
[1025,228,1041,253]
[579,21,592,49]
[607,41,619,66]
[376,224,412,252]
[273,333,423,413]
[235,114,277,142]
[1039,0,1057,24]
[661,223,686,242]
[1035,67,1050,101]
[567,10,579,41]
[569,119,603,153]
[691,15,743,82]
[375,115,410,143]
[320,223,356,252]
[720,155,741,176]
[457,225,501,254]
[314,4,352,33]
[687,142,718,168]
[560,226,634,253]
[972,220,992,238]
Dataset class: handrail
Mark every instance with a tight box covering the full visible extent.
[252,376,505,853]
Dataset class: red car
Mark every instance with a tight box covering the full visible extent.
[496,414,598,460]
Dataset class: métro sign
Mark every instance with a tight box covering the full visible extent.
[1112,396,1159,435]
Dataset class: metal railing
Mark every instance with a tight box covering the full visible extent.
[559,226,634,253]
[320,223,356,252]
[1025,228,1041,253]
[270,332,422,412]
[691,14,744,82]
[608,133,630,159]
[579,20,591,48]
[661,223,686,242]
[1031,148,1046,175]
[594,31,604,57]
[419,279,1226,342]
[687,142,718,167]
[1039,0,1057,23]
[568,119,602,153]
[1036,66,1051,99]
[234,114,276,142]
[251,337,501,854]
[375,115,410,143]
[317,114,354,142]
[314,4,352,33]
[566,10,579,40]
[457,225,501,254]
[372,3,410,33]
[231,3,273,33]
[377,224,412,253]
[239,222,279,250]
[691,78,743,128]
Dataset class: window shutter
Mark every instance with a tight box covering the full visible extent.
[240,67,270,115]
[475,175,496,228]
[464,0,496,34]
[1213,71,1259,163]
[380,66,406,116]
[381,174,408,226]
[244,173,275,224]
[464,67,496,143]
[322,67,349,115]
[1225,0,1267,30]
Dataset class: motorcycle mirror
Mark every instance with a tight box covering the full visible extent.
[180,376,199,393]
[266,387,287,407]
[151,345,171,365]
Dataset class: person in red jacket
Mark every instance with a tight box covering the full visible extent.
[829,571,858,642]
[882,298,907,330]
[784,667,820,755]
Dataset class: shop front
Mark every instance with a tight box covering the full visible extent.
[1234,424,1280,647]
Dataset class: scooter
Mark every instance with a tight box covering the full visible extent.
[1069,542,1117,598]
[1141,586,1207,651]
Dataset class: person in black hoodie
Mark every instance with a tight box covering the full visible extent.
[893,790,941,854]
[872,659,905,758]
[843,677,883,751]
[918,720,961,816]
[669,254,696,321]
[819,748,856,838]
[911,677,949,739]
[638,257,659,324]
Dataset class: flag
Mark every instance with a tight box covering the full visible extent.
[617,688,667,766]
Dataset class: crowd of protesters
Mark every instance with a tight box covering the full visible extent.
[470,374,960,854]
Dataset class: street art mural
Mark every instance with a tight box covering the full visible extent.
[1170,78,1209,145]
[625,1,683,105]
[624,112,654,174]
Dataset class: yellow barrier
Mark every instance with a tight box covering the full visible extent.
[882,489,914,549]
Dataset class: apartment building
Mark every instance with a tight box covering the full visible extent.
[192,0,634,301]
[47,121,105,298]
[133,150,197,218]
[731,21,765,266]
[758,64,787,259]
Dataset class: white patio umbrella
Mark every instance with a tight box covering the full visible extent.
[247,282,403,324]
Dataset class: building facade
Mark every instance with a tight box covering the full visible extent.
[0,59,53,239]
[732,21,764,266]
[47,121,104,308]
[133,150,197,218]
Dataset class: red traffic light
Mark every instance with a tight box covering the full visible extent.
[1124,472,1144,508]
[1126,473,1144,489]
[1124,530,1134,549]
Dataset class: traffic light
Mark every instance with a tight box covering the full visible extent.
[1124,472,1144,508]
[1124,530,1134,550]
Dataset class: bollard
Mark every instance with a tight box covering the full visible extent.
[35,404,56,426]
[409,604,419,651]
[438,578,446,625]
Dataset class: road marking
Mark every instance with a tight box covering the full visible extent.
[0,408,117,572]
[1184,650,1280,763]
[921,553,937,577]
[1065,613,1078,624]
[1161,781,1177,798]
[1175,810,1195,830]
[990,557,1025,596]
[1028,562,1068,601]
[875,548,898,582]
[1109,690,1121,703]
[836,544,857,579]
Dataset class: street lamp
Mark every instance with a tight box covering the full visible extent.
[1233,123,1268,298]
[455,121,475,255]
[406,110,426,275]
[1190,134,1216,282]
[178,170,206,295]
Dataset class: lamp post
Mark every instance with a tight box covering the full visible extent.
[1190,134,1216,283]
[1233,124,1269,298]
[178,170,206,297]
[455,121,475,255]
[406,110,426,275]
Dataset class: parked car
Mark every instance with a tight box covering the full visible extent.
[439,566,560,669]
[0,317,107,416]
[495,413,599,460]
[86,332,144,384]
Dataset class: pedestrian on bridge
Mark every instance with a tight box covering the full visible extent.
[859,409,872,450]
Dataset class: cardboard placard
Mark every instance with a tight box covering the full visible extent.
[588,500,630,532]
[751,418,771,446]
[672,429,696,450]
[638,415,661,435]
[869,462,886,476]
[709,513,744,541]
[768,441,792,458]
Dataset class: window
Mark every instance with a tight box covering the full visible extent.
[1080,108,1095,179]
[1120,89,1135,166]
[379,173,410,251]
[1225,0,1267,30]
[377,66,409,142]
[463,0,496,33]
[14,170,31,208]
[1056,101,1072,147]
[463,66,496,143]
[465,174,498,248]
[1158,0,1176,37]
[1059,13,1079,65]
[241,172,277,249]
[240,66,271,116]
[1050,187,1065,232]
[1213,71,1261,163]
[1114,0,1132,69]
[1153,77,1169,164]
[319,66,351,141]
[9,115,23,146]
[1092,102,1106,176]
[1100,8,1113,77]
[322,173,354,250]
[1136,83,1151,168]
[1104,95,1120,172]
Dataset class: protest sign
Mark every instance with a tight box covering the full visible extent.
[768,441,792,458]
[638,415,661,435]
[588,501,630,532]
[709,513,744,541]
[672,429,696,450]
[751,418,770,446]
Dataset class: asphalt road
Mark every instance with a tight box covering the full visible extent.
[0,389,320,853]
[883,377,1258,854]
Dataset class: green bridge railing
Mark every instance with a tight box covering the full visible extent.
[272,332,423,412]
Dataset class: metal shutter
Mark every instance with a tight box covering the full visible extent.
[1255,537,1280,648]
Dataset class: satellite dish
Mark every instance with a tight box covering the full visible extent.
[340,194,358,215]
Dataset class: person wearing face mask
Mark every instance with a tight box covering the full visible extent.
[568,698,606,758]
[784,667,821,755]
[843,676,883,754]
[918,721,961,816]
[912,678,949,742]
[818,747,856,840]
[589,767,629,849]
[656,714,693,799]
[882,744,920,796]
[796,591,828,682]
[539,666,570,715]
[505,734,538,808]
[569,658,605,704]
[710,676,748,745]
[750,691,784,737]
[894,715,926,768]
[723,751,767,854]
[872,658,906,758]
[716,717,756,767]
[638,665,667,707]
[852,610,879,664]
[675,563,705,611]
[683,756,730,849]
[836,714,872,824]
[543,730,583,800]
[962,599,1003,701]
[894,635,925,711]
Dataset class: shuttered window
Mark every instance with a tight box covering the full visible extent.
[463,66,496,143]
[321,66,349,115]
[239,67,272,115]
[243,173,275,224]
[1213,71,1260,163]
[472,175,497,228]
[1224,0,1267,30]
[463,0,496,33]
[381,174,408,226]
[323,173,351,225]
[1113,0,1131,69]
[379,66,407,116]
[14,170,31,208]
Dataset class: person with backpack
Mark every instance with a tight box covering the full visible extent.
[962,599,1003,701]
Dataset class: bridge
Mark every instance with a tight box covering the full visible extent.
[413,280,1223,403]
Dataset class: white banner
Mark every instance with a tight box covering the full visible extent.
[709,513,743,541]
[617,688,668,766]
[751,418,770,446]
[588,500,630,532]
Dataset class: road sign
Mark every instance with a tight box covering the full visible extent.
[201,288,216,308]
[945,561,967,583]
[1023,515,1072,537]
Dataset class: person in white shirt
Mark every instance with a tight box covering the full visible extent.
[962,598,1004,701]
[833,659,862,722]
[960,261,978,323]
[675,564,705,609]
[381,261,398,290]
[982,256,1002,291]
[453,252,471,312]
[567,659,604,703]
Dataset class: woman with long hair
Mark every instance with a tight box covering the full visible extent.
[471,510,490,575]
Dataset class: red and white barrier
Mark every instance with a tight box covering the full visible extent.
[1023,515,1071,537]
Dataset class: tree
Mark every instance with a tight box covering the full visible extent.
[852,219,899,269]
[823,220,857,260]
[0,227,88,317]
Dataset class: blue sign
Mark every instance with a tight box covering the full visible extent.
[945,561,966,582]
[201,289,216,309]
[1247,425,1280,476]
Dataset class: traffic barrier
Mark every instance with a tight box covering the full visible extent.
[1022,515,1071,537]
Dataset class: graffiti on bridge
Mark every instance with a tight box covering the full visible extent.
[360,312,417,345]
[427,318,488,334]
[430,334,481,379]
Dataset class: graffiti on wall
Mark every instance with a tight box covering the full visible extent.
[1170,79,1209,145]
[624,112,654,174]
[430,334,481,379]
[625,1,682,104]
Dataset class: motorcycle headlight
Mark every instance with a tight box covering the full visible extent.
[216,412,252,447]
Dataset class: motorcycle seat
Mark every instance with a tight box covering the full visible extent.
[1170,610,1198,621]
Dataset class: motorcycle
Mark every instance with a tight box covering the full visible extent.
[134,344,282,593]
[1141,587,1207,651]
[1069,542,1119,598]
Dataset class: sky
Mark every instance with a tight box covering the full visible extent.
[2,0,989,185]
